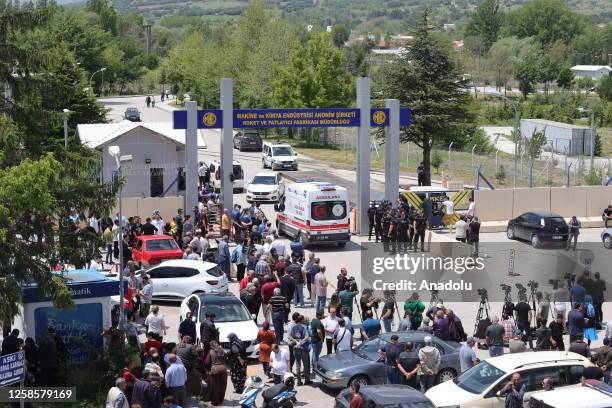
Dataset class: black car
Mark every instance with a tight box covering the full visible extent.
[507,211,569,248]
[335,385,436,408]
[233,131,262,151]
[124,107,141,122]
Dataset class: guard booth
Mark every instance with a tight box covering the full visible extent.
[12,269,122,363]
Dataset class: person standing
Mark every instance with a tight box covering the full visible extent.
[418,336,441,392]
[257,321,276,378]
[591,272,606,329]
[106,378,129,408]
[314,266,328,314]
[221,208,231,240]
[310,311,325,368]
[500,373,526,408]
[469,217,481,256]
[178,312,196,342]
[567,216,581,250]
[381,290,396,333]
[485,316,505,357]
[454,216,468,242]
[361,310,382,340]
[231,239,247,282]
[567,303,585,343]
[145,95,151,108]
[38,328,58,386]
[367,203,377,241]
[442,195,455,233]
[288,315,311,385]
[404,292,425,332]
[287,258,305,308]
[412,209,428,252]
[323,308,340,354]
[534,319,552,351]
[165,354,187,407]
[513,298,532,347]
[270,288,289,344]
[227,333,247,393]
[140,275,153,319]
[397,342,421,388]
[1,329,19,356]
[466,197,476,221]
[103,225,114,265]
[338,283,357,321]
[145,305,168,342]
[459,337,480,373]
[378,335,402,385]
[270,344,290,384]
[333,319,352,353]
[568,333,591,358]
[217,235,231,281]
[417,162,426,186]
[549,314,565,351]
[204,341,228,406]
[200,312,220,355]
[303,253,317,301]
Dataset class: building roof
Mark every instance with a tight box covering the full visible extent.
[521,118,590,130]
[371,47,407,55]
[76,120,208,150]
[570,65,612,72]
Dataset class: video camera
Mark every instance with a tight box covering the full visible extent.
[500,284,511,292]
[515,283,527,300]
[564,273,576,287]
[477,288,488,301]
[548,279,560,286]
[527,280,538,291]
[347,276,358,292]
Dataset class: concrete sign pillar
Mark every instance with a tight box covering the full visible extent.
[385,99,400,203]
[185,101,198,213]
[220,78,234,213]
[356,77,371,236]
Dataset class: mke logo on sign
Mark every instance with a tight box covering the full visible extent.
[371,110,387,126]
[203,112,218,127]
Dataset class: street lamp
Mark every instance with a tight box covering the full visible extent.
[89,67,107,95]
[108,145,132,329]
[62,108,72,149]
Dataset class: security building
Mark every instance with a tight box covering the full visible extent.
[570,65,612,80]
[520,119,594,156]
[76,120,207,198]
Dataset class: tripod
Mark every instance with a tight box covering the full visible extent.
[473,296,490,337]
[528,288,538,329]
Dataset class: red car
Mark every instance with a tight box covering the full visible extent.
[132,236,183,268]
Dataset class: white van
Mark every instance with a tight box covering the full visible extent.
[262,141,298,170]
[209,160,244,193]
[275,180,350,247]
[528,380,612,408]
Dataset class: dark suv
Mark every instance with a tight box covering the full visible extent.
[233,131,262,151]
[507,211,569,248]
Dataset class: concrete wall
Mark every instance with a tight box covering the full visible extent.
[474,186,612,222]
[113,196,183,223]
[520,120,591,156]
[100,127,185,198]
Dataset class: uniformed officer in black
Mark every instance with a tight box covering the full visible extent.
[374,204,385,243]
[397,211,409,252]
[381,206,392,251]
[367,203,377,241]
[413,209,428,252]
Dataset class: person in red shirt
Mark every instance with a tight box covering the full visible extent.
[260,275,280,322]
[122,359,137,384]
[240,271,254,291]
[123,284,135,321]
[349,382,364,408]
[143,332,162,358]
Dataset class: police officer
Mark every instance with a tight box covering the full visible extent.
[413,209,428,252]
[381,207,392,249]
[367,203,377,241]
[397,211,409,252]
[375,204,385,243]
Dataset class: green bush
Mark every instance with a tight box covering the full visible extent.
[431,150,443,173]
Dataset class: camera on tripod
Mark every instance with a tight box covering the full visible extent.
[527,280,538,291]
[548,279,560,287]
[347,276,358,292]
[500,284,511,293]
[477,288,488,301]
[515,283,527,300]
[564,273,576,287]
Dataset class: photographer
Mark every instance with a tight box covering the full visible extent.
[514,296,533,349]
[591,272,606,328]
[336,268,349,295]
[500,373,526,408]
[567,216,581,250]
[360,289,379,321]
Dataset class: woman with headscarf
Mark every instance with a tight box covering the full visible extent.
[176,335,201,397]
[227,333,247,393]
[257,321,276,378]
[204,340,228,406]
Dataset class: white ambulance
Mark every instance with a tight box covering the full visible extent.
[275,180,350,247]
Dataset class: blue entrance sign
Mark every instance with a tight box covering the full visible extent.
[173,109,223,129]
[0,351,25,386]
[174,107,412,129]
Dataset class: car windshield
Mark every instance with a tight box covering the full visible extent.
[454,361,505,394]
[200,302,251,323]
[146,239,179,251]
[251,176,276,185]
[273,146,294,156]
[206,265,224,278]
[545,217,566,228]
[243,133,260,141]
[126,108,138,114]
[353,337,386,361]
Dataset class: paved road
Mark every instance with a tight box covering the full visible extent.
[98,96,611,408]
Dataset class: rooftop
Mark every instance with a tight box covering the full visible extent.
[570,65,612,72]
[77,120,208,150]
[521,118,591,130]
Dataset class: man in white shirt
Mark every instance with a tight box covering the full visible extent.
[105,378,129,408]
[262,236,273,256]
[141,276,153,317]
[322,308,340,355]
[454,216,468,243]
[270,234,285,257]
[151,213,165,236]
[270,344,290,384]
[89,214,99,233]
[89,254,103,271]
[334,319,352,352]
[467,197,476,220]
[442,196,455,233]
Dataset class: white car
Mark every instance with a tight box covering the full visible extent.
[601,227,612,249]
[246,172,285,203]
[180,292,259,359]
[144,259,228,301]
[425,351,592,408]
[262,141,298,170]
[528,379,612,408]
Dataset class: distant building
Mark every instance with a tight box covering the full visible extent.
[77,121,207,198]
[520,119,594,156]
[370,47,407,65]
[326,25,332,33]
[388,35,414,48]
[443,23,456,31]
[570,65,612,80]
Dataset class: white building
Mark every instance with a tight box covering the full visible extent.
[570,65,612,80]
[76,121,207,198]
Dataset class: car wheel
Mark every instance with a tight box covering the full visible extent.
[435,368,456,384]
[531,234,540,248]
[349,375,370,389]
[603,234,612,249]
[507,226,515,240]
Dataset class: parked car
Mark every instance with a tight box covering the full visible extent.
[124,107,141,121]
[233,131,262,151]
[262,141,298,170]
[601,227,612,249]
[209,160,244,193]
[506,211,569,248]
[425,351,592,408]
[132,235,183,267]
[335,384,436,408]
[180,292,259,358]
[528,379,612,408]
[246,172,285,203]
[314,332,461,390]
[144,259,228,301]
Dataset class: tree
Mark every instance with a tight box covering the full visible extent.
[526,129,548,159]
[464,0,503,53]
[597,76,612,102]
[556,65,574,89]
[502,0,586,46]
[381,10,474,186]
[332,24,350,48]
[515,61,539,100]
